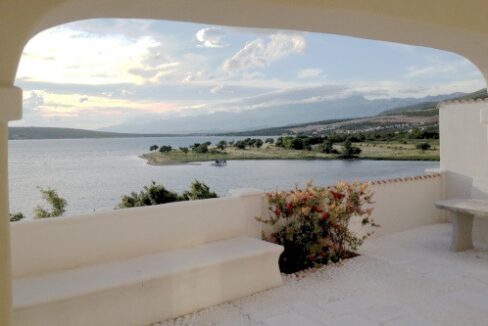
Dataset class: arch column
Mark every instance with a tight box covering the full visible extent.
[0,85,22,326]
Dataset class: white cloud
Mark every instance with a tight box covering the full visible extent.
[210,85,234,94]
[182,71,204,83]
[196,27,227,48]
[17,27,160,85]
[405,65,457,78]
[223,33,306,72]
[128,62,180,83]
[404,58,474,79]
[297,68,324,79]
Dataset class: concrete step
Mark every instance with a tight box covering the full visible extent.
[13,237,283,326]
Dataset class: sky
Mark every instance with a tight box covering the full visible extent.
[13,19,486,130]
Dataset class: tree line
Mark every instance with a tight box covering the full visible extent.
[148,138,276,154]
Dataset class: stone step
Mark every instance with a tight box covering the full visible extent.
[13,237,283,326]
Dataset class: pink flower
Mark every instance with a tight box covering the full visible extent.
[274,207,282,217]
[286,202,294,215]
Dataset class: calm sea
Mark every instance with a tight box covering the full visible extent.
[8,136,439,217]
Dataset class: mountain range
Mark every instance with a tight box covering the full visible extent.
[9,89,487,140]
[100,92,465,134]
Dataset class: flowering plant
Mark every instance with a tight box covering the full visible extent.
[258,181,377,273]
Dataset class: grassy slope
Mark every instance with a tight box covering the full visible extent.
[141,141,439,165]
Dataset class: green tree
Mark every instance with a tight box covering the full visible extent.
[234,140,246,149]
[159,145,172,153]
[341,139,362,158]
[322,139,338,154]
[179,147,189,155]
[290,137,305,150]
[416,142,431,151]
[149,145,159,151]
[192,143,208,153]
[216,140,227,150]
[182,180,218,200]
[265,138,274,144]
[34,187,67,219]
[254,139,263,148]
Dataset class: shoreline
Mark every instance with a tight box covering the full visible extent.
[140,146,440,166]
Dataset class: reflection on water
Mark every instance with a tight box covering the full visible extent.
[9,137,439,216]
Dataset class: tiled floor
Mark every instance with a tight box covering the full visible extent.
[157,224,488,326]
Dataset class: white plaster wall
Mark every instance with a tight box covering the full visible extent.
[11,176,444,279]
[351,175,444,239]
[10,193,265,278]
[439,101,488,243]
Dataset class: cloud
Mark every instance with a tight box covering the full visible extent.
[182,71,204,83]
[404,58,474,79]
[404,65,457,78]
[210,85,234,94]
[196,27,227,48]
[223,33,306,72]
[297,68,324,79]
[23,91,45,112]
[128,62,180,83]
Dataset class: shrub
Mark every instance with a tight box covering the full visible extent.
[34,187,67,219]
[9,212,25,222]
[159,145,172,153]
[254,139,264,148]
[322,139,339,154]
[149,145,159,151]
[118,180,218,208]
[290,137,306,150]
[179,147,189,154]
[182,180,218,200]
[416,142,431,151]
[192,143,208,153]
[257,181,377,274]
[234,140,246,149]
[265,138,275,144]
[341,139,362,158]
[216,140,227,150]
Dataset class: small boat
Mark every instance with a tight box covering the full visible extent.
[212,159,227,167]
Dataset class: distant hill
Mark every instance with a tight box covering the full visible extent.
[101,92,465,134]
[9,89,487,139]
[8,127,175,140]
[379,88,488,117]
[221,88,487,136]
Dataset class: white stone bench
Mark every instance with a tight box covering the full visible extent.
[10,195,283,326]
[436,177,488,251]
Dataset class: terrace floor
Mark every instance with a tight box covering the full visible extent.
[157,223,488,326]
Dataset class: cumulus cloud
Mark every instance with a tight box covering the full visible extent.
[196,27,227,48]
[223,33,306,72]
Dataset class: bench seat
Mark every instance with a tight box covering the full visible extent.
[436,199,488,217]
[436,198,488,251]
[13,237,283,326]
